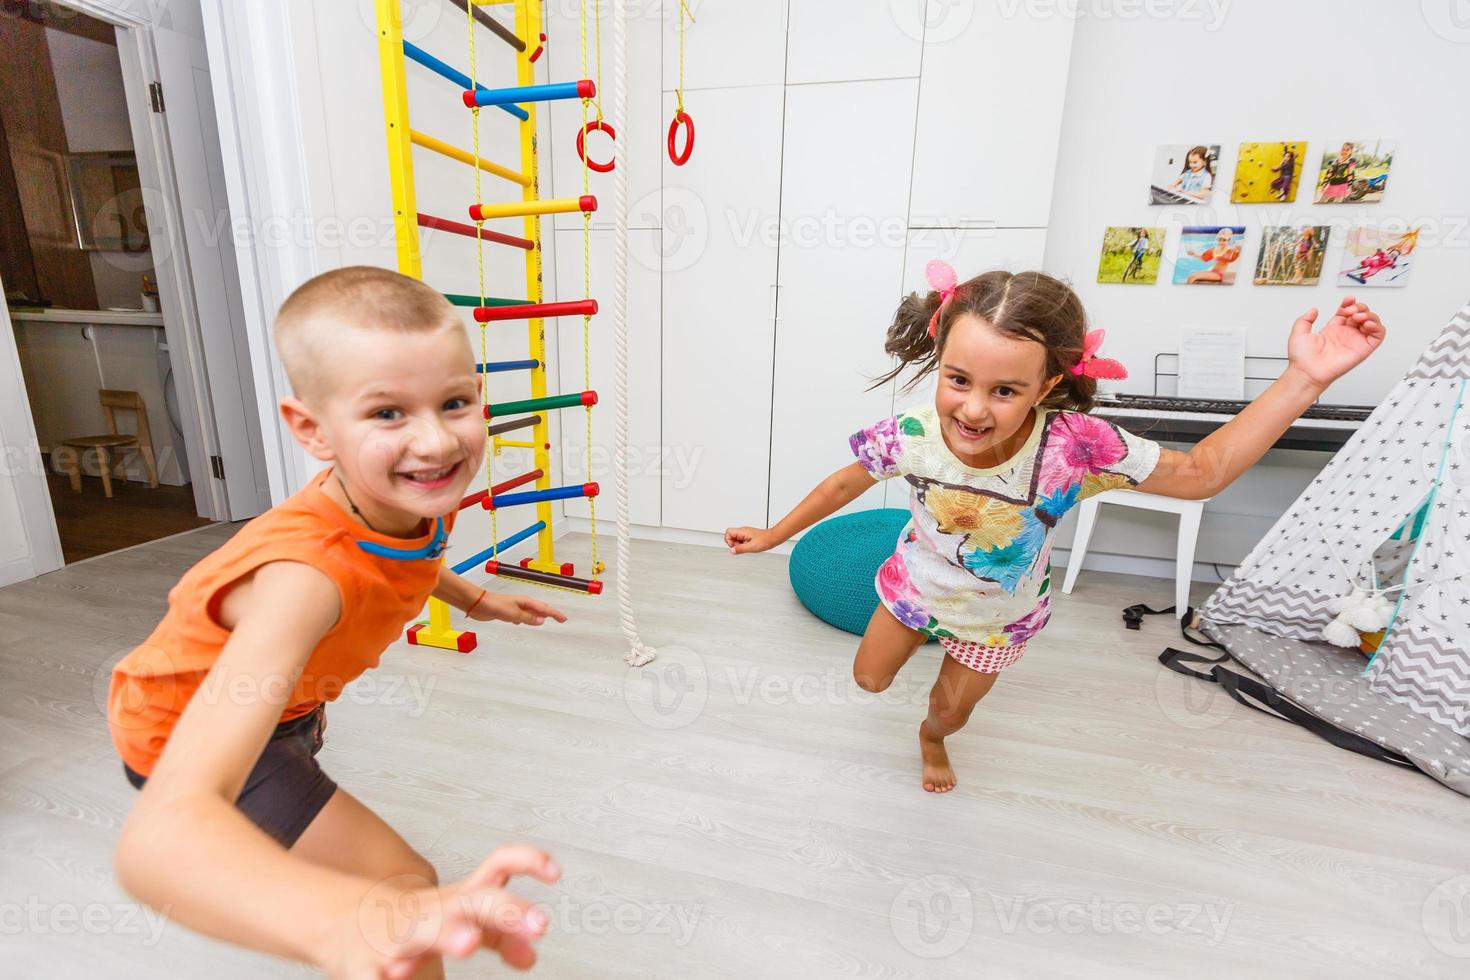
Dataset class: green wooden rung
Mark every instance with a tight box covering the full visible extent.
[444,293,530,308]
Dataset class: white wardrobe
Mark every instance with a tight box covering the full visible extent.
[545,1,1075,537]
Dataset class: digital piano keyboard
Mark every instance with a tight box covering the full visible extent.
[1092,394,1375,452]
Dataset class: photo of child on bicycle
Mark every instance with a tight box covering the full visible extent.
[1316,139,1395,204]
[1097,225,1164,284]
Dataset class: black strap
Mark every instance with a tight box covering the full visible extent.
[1130,602,1416,768]
[1122,602,1186,631]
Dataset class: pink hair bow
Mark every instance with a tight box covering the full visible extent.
[1070,329,1128,380]
[925,260,958,338]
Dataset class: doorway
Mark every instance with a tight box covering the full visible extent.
[0,0,271,579]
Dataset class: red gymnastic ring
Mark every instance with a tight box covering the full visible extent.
[576,119,616,174]
[667,110,694,167]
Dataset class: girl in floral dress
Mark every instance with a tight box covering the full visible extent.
[726,265,1385,793]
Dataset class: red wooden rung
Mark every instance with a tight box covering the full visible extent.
[457,468,544,512]
[474,299,597,322]
[416,212,534,251]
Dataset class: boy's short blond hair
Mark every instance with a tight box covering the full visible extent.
[273,266,463,404]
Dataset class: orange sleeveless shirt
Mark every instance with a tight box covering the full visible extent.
[107,468,454,776]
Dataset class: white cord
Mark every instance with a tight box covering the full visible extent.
[612,0,655,667]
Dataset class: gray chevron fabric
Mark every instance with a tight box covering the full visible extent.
[1195,301,1470,791]
[1199,622,1470,795]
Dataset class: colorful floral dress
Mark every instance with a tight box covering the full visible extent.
[850,404,1161,670]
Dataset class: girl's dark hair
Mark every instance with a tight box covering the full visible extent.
[1184,144,1213,174]
[872,270,1095,413]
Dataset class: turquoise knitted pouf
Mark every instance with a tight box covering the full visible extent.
[788,508,913,636]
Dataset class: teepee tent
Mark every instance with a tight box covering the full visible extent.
[1185,301,1470,794]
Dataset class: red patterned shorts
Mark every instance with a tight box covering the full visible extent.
[939,637,1028,674]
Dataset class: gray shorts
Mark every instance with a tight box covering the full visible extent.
[123,704,338,847]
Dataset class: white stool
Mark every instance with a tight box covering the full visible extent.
[1061,489,1209,614]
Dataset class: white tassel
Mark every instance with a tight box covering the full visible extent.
[1322,615,1362,648]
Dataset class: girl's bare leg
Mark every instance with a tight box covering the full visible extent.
[918,655,1001,793]
[852,605,927,693]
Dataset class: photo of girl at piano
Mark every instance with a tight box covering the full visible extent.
[1175,225,1245,285]
[1148,143,1218,205]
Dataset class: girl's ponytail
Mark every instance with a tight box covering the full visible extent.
[870,290,942,391]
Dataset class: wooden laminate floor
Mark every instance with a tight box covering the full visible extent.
[1,526,1466,978]
[45,470,213,564]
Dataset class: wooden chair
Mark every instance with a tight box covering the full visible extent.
[56,389,160,499]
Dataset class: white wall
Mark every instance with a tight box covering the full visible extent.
[1042,0,1470,575]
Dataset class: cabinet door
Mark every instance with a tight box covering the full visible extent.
[543,0,661,232]
[551,226,662,527]
[786,0,923,84]
[661,85,784,532]
[908,3,1074,228]
[768,78,918,528]
[662,0,788,91]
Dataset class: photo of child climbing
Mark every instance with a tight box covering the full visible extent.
[1337,225,1419,286]
[1231,140,1308,203]
[1254,225,1331,286]
[1174,226,1246,285]
[1096,226,1165,284]
[1316,140,1395,204]
[1148,143,1219,204]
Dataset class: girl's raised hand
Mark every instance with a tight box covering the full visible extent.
[724,526,773,555]
[1287,295,1386,388]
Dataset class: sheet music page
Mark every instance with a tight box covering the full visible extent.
[1178,327,1246,400]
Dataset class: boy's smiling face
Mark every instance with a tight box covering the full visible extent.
[284,322,484,530]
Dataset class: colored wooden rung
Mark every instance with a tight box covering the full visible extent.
[402,41,528,121]
[486,414,541,437]
[445,0,524,52]
[487,482,599,510]
[485,560,602,595]
[477,359,540,374]
[447,294,529,308]
[463,79,594,109]
[458,469,542,512]
[474,299,597,322]
[417,213,533,251]
[484,391,597,418]
[411,130,529,186]
[407,622,478,652]
[450,521,546,575]
[468,195,596,221]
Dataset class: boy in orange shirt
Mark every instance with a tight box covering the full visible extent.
[109,267,564,977]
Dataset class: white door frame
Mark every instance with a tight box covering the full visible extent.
[0,0,271,583]
[0,293,65,585]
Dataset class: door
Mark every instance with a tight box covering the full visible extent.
[0,298,64,586]
[149,27,271,521]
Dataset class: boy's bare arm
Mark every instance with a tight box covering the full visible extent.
[113,560,362,967]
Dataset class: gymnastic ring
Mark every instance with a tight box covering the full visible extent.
[667,110,694,167]
[576,119,616,174]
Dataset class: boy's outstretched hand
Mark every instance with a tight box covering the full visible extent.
[330,845,561,978]
[469,593,567,626]
[1287,295,1386,388]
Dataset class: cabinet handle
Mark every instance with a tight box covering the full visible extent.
[769,283,781,320]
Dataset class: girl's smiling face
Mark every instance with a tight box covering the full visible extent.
[1186,151,1206,172]
[935,314,1060,467]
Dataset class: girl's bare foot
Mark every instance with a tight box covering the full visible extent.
[918,721,956,793]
